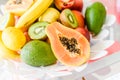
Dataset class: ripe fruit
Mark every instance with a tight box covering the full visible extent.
[0,31,20,60]
[45,22,90,66]
[54,0,83,11]
[38,8,60,23]
[85,2,106,35]
[54,0,74,11]
[5,0,34,16]
[15,0,53,32]
[70,0,83,11]
[72,10,85,28]
[0,13,15,31]
[60,9,78,28]
[75,27,90,41]
[21,40,57,67]
[28,21,49,40]
[2,27,26,51]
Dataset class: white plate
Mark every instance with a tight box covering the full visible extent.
[0,0,116,79]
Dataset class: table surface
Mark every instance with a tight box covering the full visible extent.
[0,0,120,79]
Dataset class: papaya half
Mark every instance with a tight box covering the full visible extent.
[45,22,90,66]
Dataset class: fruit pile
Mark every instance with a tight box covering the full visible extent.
[0,0,106,67]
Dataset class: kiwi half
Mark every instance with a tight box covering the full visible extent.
[28,21,49,40]
[60,9,78,28]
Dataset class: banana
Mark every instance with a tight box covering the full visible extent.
[15,0,53,31]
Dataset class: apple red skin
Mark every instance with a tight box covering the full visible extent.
[70,0,83,11]
[72,10,85,28]
[54,0,83,11]
[75,27,90,42]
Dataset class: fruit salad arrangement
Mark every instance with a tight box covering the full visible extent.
[0,0,106,67]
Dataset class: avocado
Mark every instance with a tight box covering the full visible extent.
[85,2,106,35]
[21,40,57,67]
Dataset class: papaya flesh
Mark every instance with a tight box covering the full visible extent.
[45,22,90,66]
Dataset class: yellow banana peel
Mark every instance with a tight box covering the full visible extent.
[15,0,53,31]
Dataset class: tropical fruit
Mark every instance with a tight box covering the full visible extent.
[38,8,60,23]
[0,13,15,31]
[21,40,57,67]
[15,0,53,31]
[0,31,20,60]
[85,2,106,35]
[72,10,85,28]
[2,27,26,51]
[5,0,34,16]
[28,21,49,40]
[60,9,78,29]
[45,22,90,66]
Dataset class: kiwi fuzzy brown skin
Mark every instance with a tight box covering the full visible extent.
[60,9,78,29]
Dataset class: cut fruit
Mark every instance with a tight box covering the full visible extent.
[28,21,49,40]
[45,22,90,66]
[21,40,57,67]
[5,0,34,16]
[60,9,78,29]
[0,13,15,31]
[72,10,85,28]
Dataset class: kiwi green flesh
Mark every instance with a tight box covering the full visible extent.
[64,9,78,28]
[28,22,49,40]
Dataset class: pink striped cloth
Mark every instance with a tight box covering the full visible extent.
[89,41,120,62]
[91,0,120,24]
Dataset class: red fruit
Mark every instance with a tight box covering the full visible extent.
[70,0,83,11]
[54,0,74,10]
[24,32,31,42]
[72,10,85,28]
[75,27,90,41]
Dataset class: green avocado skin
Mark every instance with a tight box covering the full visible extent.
[85,2,106,35]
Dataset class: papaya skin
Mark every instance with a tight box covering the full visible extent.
[85,2,106,35]
[45,22,90,66]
